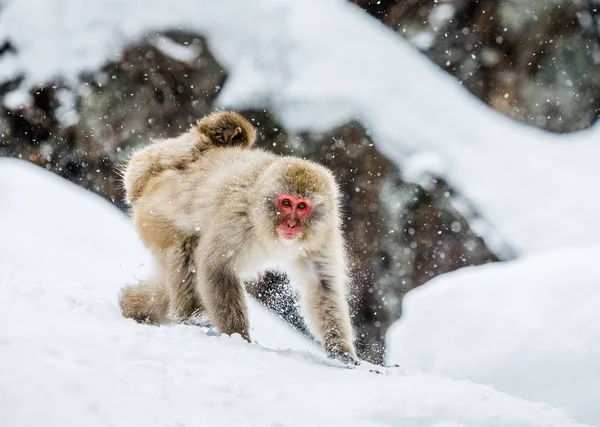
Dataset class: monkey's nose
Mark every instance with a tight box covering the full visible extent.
[287,219,297,228]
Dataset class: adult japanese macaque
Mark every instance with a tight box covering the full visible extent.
[119,111,357,363]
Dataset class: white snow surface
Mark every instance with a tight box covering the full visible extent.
[0,158,593,427]
[2,0,600,256]
[387,248,600,426]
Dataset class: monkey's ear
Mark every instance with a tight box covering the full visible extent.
[224,126,244,145]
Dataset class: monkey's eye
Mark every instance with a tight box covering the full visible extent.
[297,202,307,210]
[282,199,292,208]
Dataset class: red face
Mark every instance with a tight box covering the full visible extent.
[276,194,312,240]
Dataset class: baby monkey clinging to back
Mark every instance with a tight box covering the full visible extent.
[119,111,357,363]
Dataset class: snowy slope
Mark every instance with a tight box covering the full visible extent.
[386,248,600,426]
[0,158,150,286]
[0,158,592,427]
[2,0,600,256]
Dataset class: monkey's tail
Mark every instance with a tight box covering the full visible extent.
[195,111,257,149]
[119,280,170,325]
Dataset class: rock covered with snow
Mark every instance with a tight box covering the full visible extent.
[387,246,600,426]
[0,32,225,210]
[352,0,600,133]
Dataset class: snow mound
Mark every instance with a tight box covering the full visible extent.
[387,247,600,426]
[3,0,600,255]
[0,159,591,426]
[0,158,149,285]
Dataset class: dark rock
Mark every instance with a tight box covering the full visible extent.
[350,0,600,133]
[1,32,226,208]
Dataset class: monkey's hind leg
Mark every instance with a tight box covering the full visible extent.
[164,235,204,324]
[119,278,170,325]
[195,246,250,341]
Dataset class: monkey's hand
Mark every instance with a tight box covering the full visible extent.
[326,344,359,366]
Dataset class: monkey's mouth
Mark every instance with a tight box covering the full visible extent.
[277,226,302,240]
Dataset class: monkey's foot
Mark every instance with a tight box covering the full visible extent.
[192,315,221,336]
[326,346,359,366]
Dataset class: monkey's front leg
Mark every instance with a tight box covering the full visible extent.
[297,260,357,364]
[195,249,250,341]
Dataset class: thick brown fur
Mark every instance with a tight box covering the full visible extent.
[119,278,169,325]
[119,110,356,362]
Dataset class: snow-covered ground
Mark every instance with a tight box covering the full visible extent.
[2,0,600,425]
[387,249,600,426]
[0,158,593,427]
[2,0,600,257]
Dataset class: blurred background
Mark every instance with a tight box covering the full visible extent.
[1,0,599,366]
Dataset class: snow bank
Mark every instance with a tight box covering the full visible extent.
[3,0,600,256]
[0,160,591,427]
[0,158,149,285]
[386,247,600,426]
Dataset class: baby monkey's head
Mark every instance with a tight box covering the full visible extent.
[195,111,256,149]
